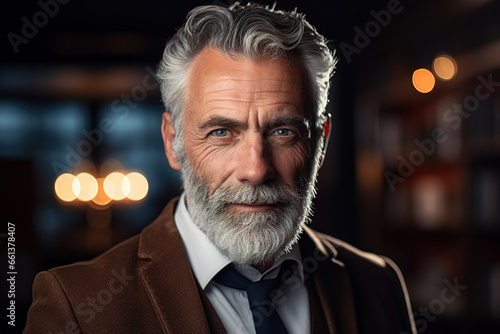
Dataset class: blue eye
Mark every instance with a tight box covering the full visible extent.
[274,129,293,136]
[212,129,230,137]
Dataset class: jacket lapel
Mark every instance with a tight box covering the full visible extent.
[302,226,359,334]
[136,198,217,334]
[196,277,228,333]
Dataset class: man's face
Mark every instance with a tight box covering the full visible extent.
[183,47,312,199]
[162,47,320,265]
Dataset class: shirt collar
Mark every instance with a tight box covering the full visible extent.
[174,192,304,288]
[174,192,230,289]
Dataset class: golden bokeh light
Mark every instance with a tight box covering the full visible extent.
[91,177,112,206]
[56,168,149,205]
[55,173,79,202]
[433,55,457,81]
[75,173,98,201]
[125,172,149,201]
[104,172,129,200]
[412,68,435,93]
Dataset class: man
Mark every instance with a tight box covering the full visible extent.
[25,2,416,333]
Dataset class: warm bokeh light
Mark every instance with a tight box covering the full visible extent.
[56,168,148,204]
[75,172,98,201]
[91,177,112,206]
[412,68,435,93]
[433,55,457,80]
[55,173,79,202]
[103,172,129,200]
[125,172,149,201]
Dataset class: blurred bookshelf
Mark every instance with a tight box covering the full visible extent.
[356,59,500,333]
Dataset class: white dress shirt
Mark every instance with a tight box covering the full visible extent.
[174,192,310,334]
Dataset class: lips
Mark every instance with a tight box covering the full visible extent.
[228,202,278,212]
[232,202,276,206]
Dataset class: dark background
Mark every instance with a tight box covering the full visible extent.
[1,0,499,333]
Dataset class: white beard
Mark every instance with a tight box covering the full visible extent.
[181,162,316,266]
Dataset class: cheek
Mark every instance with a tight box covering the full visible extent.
[184,138,234,191]
[272,143,311,183]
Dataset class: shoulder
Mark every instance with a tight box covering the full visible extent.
[41,233,142,311]
[49,233,141,281]
[306,226,399,275]
[25,234,145,333]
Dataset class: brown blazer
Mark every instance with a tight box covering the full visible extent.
[24,198,416,333]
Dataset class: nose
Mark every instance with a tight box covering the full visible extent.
[235,134,275,185]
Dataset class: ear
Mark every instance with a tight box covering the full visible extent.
[318,115,332,168]
[161,111,181,171]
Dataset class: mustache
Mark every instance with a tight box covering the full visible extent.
[208,182,306,206]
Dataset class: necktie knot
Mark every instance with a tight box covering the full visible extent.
[213,262,293,334]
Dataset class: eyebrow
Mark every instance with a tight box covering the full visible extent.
[198,116,248,131]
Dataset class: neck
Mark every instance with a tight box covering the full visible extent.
[252,261,273,273]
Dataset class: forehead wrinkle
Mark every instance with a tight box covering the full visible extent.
[206,90,297,96]
[205,102,302,110]
[204,100,303,115]
[210,77,297,84]
[204,88,301,104]
[205,107,241,113]
[205,98,298,104]
[199,106,303,124]
[206,78,300,94]
[202,76,303,105]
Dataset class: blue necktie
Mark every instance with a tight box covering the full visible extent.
[213,263,290,334]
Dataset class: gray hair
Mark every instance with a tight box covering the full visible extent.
[157,2,336,158]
